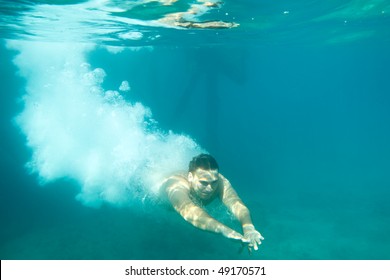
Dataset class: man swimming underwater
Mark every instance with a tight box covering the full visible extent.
[161,154,263,252]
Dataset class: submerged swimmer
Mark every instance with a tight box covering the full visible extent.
[161,154,263,252]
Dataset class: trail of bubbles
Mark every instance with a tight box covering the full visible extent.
[8,40,204,207]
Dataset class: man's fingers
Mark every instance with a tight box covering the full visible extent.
[255,232,264,241]
[246,241,257,253]
[234,233,245,240]
[228,230,244,240]
[241,231,264,253]
[260,235,265,240]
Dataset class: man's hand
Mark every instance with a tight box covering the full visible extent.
[242,225,264,252]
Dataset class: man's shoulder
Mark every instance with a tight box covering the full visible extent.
[164,171,190,189]
[218,173,230,184]
[166,171,188,181]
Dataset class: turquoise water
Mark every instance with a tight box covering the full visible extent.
[1,0,390,260]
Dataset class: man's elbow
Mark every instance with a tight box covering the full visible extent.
[230,200,249,213]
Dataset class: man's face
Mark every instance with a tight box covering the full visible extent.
[189,168,220,200]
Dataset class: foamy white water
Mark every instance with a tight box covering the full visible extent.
[8,40,204,207]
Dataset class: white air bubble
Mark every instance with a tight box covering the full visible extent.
[119,81,131,92]
[118,31,143,40]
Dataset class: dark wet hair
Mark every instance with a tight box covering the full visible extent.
[189,154,219,173]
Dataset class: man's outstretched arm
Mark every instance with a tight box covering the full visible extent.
[219,175,264,251]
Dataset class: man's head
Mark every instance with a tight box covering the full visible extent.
[188,154,220,199]
[188,153,219,173]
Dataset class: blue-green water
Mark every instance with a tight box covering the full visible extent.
[1,0,390,260]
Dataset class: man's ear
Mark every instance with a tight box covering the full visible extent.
[188,172,193,182]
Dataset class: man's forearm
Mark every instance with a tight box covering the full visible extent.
[229,201,253,226]
[178,203,240,238]
[181,204,224,231]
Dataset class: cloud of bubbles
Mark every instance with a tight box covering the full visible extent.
[8,41,204,207]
